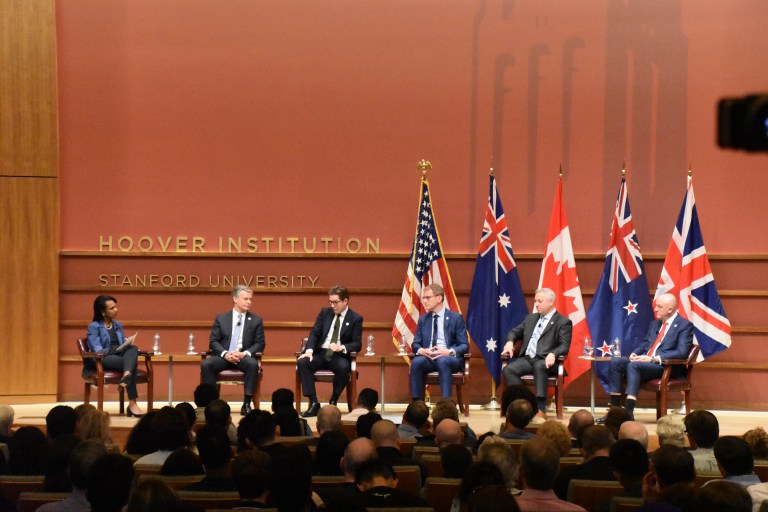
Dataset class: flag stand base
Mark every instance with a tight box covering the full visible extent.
[481,397,500,411]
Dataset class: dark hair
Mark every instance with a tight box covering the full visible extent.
[519,437,560,490]
[500,385,537,417]
[441,444,473,478]
[193,383,220,408]
[354,458,396,486]
[651,445,695,487]
[204,399,231,429]
[174,402,196,430]
[269,445,313,511]
[604,406,632,439]
[684,410,720,448]
[151,406,190,451]
[581,425,615,455]
[124,410,158,455]
[92,295,117,322]
[126,478,183,512]
[506,399,534,429]
[68,440,107,490]
[8,426,50,475]
[232,449,272,500]
[314,430,349,476]
[46,405,78,439]
[466,485,521,512]
[695,480,751,512]
[160,448,204,476]
[196,424,233,470]
[271,388,295,411]
[404,401,429,429]
[431,398,459,429]
[273,406,303,437]
[87,454,134,512]
[355,412,383,439]
[714,436,754,476]
[609,439,649,479]
[43,433,82,492]
[328,285,349,301]
[458,462,505,507]
[237,409,275,450]
[357,388,379,410]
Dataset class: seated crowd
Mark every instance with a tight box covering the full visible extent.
[2,386,768,512]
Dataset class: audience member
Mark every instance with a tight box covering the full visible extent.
[602,405,632,439]
[193,382,220,423]
[568,409,595,448]
[316,438,376,512]
[743,427,768,461]
[476,435,518,492]
[183,425,236,491]
[466,484,521,512]
[205,398,237,443]
[78,409,112,445]
[516,437,586,511]
[46,405,78,440]
[684,409,720,475]
[42,434,82,492]
[537,420,573,457]
[371,419,426,482]
[7,425,49,475]
[696,480,751,512]
[73,403,96,437]
[709,436,760,487]
[500,385,540,423]
[398,400,430,439]
[123,410,158,457]
[232,449,272,508]
[656,414,686,448]
[86,453,134,512]
[269,445,317,512]
[355,458,430,508]
[554,425,616,499]
[596,439,648,512]
[160,447,204,475]
[455,462,506,512]
[500,399,535,440]
[126,479,183,512]
[174,401,197,435]
[237,409,278,453]
[274,406,304,437]
[619,421,649,450]
[355,411,383,439]
[272,388,312,436]
[436,418,464,449]
[0,404,14,443]
[316,404,342,436]
[134,406,190,466]
[641,445,696,511]
[342,388,379,421]
[314,430,349,476]
[37,440,107,512]
[441,443,473,478]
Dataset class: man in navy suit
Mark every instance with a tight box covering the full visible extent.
[298,285,363,417]
[409,283,469,401]
[202,285,266,415]
[607,293,693,419]
[501,288,573,418]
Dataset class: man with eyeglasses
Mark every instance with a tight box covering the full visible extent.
[298,285,363,417]
[202,285,266,416]
[409,283,469,402]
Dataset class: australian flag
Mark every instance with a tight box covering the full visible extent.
[586,177,653,391]
[466,175,528,386]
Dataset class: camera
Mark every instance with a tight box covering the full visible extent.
[718,94,768,152]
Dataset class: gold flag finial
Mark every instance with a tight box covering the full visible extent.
[621,160,626,179]
[559,163,563,178]
[417,159,432,180]
[688,161,693,177]
[489,156,494,176]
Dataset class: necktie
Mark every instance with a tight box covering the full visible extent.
[525,317,547,358]
[430,313,439,348]
[326,314,341,361]
[647,322,668,357]
[229,314,243,352]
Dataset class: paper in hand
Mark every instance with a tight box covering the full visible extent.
[116,332,138,352]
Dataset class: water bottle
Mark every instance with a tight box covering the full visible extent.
[398,338,406,355]
[612,337,621,357]
[583,337,591,357]
[365,334,375,356]
[187,332,196,355]
[153,333,162,355]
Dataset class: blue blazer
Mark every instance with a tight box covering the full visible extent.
[412,308,469,357]
[86,319,126,355]
[634,315,693,360]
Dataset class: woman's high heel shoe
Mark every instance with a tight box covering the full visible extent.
[127,408,144,418]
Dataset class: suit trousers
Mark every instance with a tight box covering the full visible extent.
[201,355,260,395]
[297,352,351,399]
[103,345,140,400]
[609,357,665,397]
[409,355,463,399]
[502,356,557,398]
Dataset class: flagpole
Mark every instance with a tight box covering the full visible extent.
[480,161,500,412]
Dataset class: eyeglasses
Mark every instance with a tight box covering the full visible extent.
[422,295,435,301]
[329,300,343,305]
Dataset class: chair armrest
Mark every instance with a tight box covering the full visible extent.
[660,358,688,366]
[80,349,104,359]
[137,350,153,359]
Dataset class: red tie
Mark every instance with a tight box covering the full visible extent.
[647,322,668,356]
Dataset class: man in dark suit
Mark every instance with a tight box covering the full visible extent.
[409,283,469,401]
[501,288,572,418]
[297,285,363,417]
[201,285,265,415]
[607,293,693,419]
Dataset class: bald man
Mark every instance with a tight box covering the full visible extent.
[371,420,426,483]
[607,293,693,419]
[317,437,376,512]
[435,419,464,449]
[619,421,649,450]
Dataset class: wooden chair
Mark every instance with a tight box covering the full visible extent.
[131,464,162,489]
[422,477,460,512]
[501,340,566,419]
[199,351,263,410]
[639,345,700,419]
[566,479,623,512]
[503,439,526,460]
[400,438,417,458]
[559,456,583,469]
[77,338,154,415]
[17,492,70,512]
[610,496,644,512]
[135,473,205,491]
[341,421,357,440]
[0,476,44,512]
[694,473,721,487]
[409,354,471,417]
[393,465,423,497]
[412,446,439,462]
[175,490,240,509]
[294,338,358,413]
[754,462,768,482]
[421,454,444,478]
[310,475,348,494]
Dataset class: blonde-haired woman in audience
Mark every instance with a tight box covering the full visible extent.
[78,409,113,446]
[656,414,686,447]
[536,420,572,457]
[743,426,768,461]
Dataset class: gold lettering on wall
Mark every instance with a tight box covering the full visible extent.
[98,235,380,253]
[98,274,320,288]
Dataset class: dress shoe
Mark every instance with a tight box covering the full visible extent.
[240,403,253,416]
[301,402,321,418]
[595,415,607,425]
[127,408,144,418]
[119,374,131,387]
[329,399,338,406]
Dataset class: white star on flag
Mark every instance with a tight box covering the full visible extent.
[623,301,638,315]
[498,294,511,308]
[485,338,497,352]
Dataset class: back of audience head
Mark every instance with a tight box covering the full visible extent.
[46,405,77,439]
[466,484,521,512]
[567,408,594,445]
[370,419,399,447]
[193,382,219,408]
[151,406,190,451]
[232,449,271,502]
[160,447,204,476]
[273,406,303,437]
[8,425,49,475]
[441,443,473,478]
[316,404,342,434]
[500,385,537,420]
[78,409,111,444]
[506,399,534,429]
[204,399,231,430]
[237,409,275,450]
[684,409,719,448]
[714,435,754,477]
[651,445,695,487]
[581,425,615,457]
[69,440,108,491]
[609,438,649,483]
[342,437,377,480]
[43,433,82,491]
[403,400,429,429]
[357,388,379,411]
[458,462,505,508]
[743,426,768,460]
[431,398,460,429]
[519,437,560,491]
[87,453,134,512]
[656,414,686,447]
[435,418,463,448]
[174,402,196,431]
[315,430,349,476]
[695,480,752,512]
[536,420,572,457]
[195,424,233,471]
[604,405,631,439]
[0,404,15,437]
[618,420,648,450]
[271,387,295,411]
[126,478,183,512]
[354,457,397,490]
[355,411,383,439]
[73,403,96,434]
[476,435,517,488]
[124,410,158,455]
[268,445,313,512]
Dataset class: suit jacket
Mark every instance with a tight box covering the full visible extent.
[304,307,363,356]
[507,311,572,359]
[209,310,266,356]
[634,315,693,360]
[86,319,126,354]
[412,308,469,357]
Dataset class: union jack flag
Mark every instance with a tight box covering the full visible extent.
[586,176,653,390]
[392,177,461,354]
[655,176,731,359]
[466,175,528,386]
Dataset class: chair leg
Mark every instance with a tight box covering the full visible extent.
[146,377,153,412]
[119,387,125,415]
[347,371,358,413]
[295,370,302,413]
[656,389,666,419]
[252,370,262,410]
[555,386,563,420]
[84,382,91,405]
[97,381,105,412]
[456,386,468,417]
[684,389,691,415]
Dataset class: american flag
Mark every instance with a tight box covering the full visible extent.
[466,175,528,386]
[655,176,731,359]
[586,176,653,390]
[392,177,461,353]
[538,176,591,386]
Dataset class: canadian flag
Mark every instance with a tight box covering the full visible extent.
[538,177,591,386]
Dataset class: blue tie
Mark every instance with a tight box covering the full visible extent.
[430,313,439,348]
[525,317,547,358]
[229,314,243,352]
